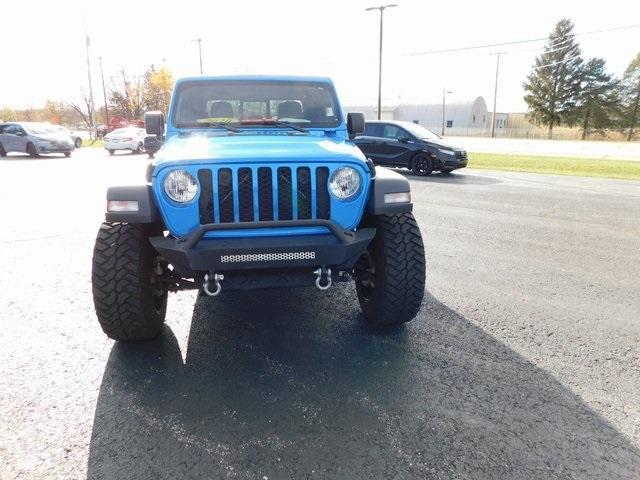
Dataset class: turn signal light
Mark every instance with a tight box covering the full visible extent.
[384,192,411,204]
[107,200,139,212]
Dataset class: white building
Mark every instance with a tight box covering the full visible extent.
[345,97,508,137]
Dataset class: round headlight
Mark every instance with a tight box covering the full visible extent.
[329,167,361,200]
[163,169,198,203]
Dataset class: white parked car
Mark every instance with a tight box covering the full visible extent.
[103,127,147,155]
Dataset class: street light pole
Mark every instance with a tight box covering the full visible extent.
[490,52,503,138]
[98,56,109,129]
[84,33,97,139]
[366,4,398,120]
[441,88,452,136]
[193,38,203,74]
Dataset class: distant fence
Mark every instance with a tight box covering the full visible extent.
[424,126,636,141]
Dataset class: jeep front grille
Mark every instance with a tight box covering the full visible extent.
[196,166,331,225]
[277,167,293,221]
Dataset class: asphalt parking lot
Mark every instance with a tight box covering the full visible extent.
[1,148,639,479]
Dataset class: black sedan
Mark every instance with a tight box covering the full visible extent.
[353,120,467,176]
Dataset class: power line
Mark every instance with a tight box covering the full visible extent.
[409,23,640,56]
[532,54,582,70]
[504,40,577,56]
[496,38,581,59]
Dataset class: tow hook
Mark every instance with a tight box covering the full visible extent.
[203,273,224,296]
[314,267,332,291]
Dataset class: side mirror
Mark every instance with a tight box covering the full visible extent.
[144,136,163,158]
[347,112,365,138]
[144,111,164,137]
[16,130,26,136]
[398,136,411,143]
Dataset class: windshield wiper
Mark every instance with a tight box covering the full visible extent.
[178,121,239,132]
[240,118,308,133]
[274,120,308,133]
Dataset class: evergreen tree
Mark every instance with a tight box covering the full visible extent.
[620,52,640,141]
[523,18,583,138]
[576,58,619,139]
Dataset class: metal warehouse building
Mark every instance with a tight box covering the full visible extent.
[346,97,507,136]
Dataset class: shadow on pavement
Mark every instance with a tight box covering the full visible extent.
[396,169,502,185]
[87,287,640,479]
[0,153,70,161]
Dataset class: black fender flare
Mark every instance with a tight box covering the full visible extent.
[105,185,161,224]
[366,166,413,215]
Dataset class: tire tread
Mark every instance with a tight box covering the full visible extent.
[357,212,426,326]
[91,222,166,341]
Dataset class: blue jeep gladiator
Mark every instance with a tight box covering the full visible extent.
[92,76,425,341]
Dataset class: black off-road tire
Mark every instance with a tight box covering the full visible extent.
[355,212,425,326]
[108,149,115,155]
[75,137,82,148]
[0,144,6,157]
[64,152,71,158]
[92,222,168,341]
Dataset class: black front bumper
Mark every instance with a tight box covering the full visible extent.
[440,157,467,169]
[436,151,468,170]
[150,220,376,276]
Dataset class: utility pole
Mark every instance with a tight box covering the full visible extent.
[98,56,109,129]
[85,33,97,139]
[365,4,398,120]
[193,38,203,74]
[441,88,452,136]
[490,52,504,138]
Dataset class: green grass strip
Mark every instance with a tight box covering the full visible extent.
[86,139,104,148]
[469,152,640,180]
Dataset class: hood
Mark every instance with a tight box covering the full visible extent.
[33,132,73,142]
[155,133,366,165]
[419,137,464,151]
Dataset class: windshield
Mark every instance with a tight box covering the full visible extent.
[23,123,56,135]
[173,80,341,130]
[401,122,441,140]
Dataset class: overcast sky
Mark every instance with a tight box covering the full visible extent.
[1,0,638,113]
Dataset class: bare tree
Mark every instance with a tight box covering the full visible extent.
[69,90,96,139]
[108,68,145,119]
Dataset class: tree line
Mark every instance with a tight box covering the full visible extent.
[0,65,173,135]
[524,18,640,141]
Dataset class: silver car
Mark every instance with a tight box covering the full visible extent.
[50,124,83,148]
[0,122,75,157]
